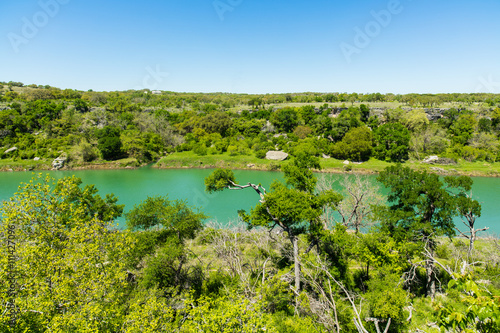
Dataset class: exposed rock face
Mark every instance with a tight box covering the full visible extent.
[52,153,68,170]
[266,151,288,161]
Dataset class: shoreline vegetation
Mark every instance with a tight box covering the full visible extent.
[2,152,500,177]
[2,82,500,179]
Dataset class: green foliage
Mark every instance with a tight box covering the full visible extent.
[374,123,410,162]
[97,126,123,160]
[434,273,500,332]
[376,165,472,239]
[365,271,409,333]
[331,126,372,162]
[204,168,236,193]
[139,240,202,295]
[126,195,206,242]
[180,295,278,332]
[282,152,320,193]
[0,174,135,332]
[271,107,299,133]
[317,224,354,281]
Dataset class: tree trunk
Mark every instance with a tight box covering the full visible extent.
[468,230,475,261]
[425,248,436,299]
[291,235,300,292]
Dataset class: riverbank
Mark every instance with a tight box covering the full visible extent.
[0,157,142,172]
[2,152,500,177]
[156,151,500,177]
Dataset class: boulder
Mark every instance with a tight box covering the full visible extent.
[266,151,288,161]
[4,147,18,154]
[52,153,68,170]
[343,160,350,165]
[34,157,40,161]
[423,155,439,164]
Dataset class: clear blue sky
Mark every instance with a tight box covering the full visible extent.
[1,0,499,94]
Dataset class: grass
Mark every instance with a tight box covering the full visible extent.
[0,158,52,171]
[156,151,283,171]
[156,152,500,177]
[0,157,141,172]
[3,150,500,177]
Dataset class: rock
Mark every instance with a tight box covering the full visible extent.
[4,147,18,154]
[423,155,439,164]
[34,157,40,161]
[52,153,68,170]
[322,154,331,159]
[343,160,350,165]
[430,167,446,173]
[247,163,255,168]
[436,158,457,165]
[266,151,288,161]
[423,156,457,165]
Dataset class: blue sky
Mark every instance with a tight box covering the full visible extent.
[1,0,499,94]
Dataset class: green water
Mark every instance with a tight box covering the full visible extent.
[0,167,499,236]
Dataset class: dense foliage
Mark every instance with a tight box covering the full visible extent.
[1,170,499,332]
[1,82,500,169]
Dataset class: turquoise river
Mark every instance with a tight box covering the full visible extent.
[0,167,499,236]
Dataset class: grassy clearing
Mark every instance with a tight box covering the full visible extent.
[156,151,284,171]
[0,158,52,171]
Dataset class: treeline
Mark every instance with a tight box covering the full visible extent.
[1,82,500,167]
[1,162,499,332]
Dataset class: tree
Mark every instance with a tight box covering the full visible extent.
[317,174,383,233]
[453,192,485,261]
[271,107,299,133]
[402,108,429,132]
[409,125,449,160]
[330,126,372,162]
[0,174,134,332]
[373,123,410,162]
[330,107,363,141]
[375,165,476,299]
[204,154,341,292]
[126,195,206,243]
[199,111,233,137]
[96,126,123,160]
[449,114,476,146]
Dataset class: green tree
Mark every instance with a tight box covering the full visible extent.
[449,114,477,146]
[373,123,410,162]
[330,126,372,162]
[0,175,134,332]
[97,126,123,160]
[271,107,299,133]
[376,165,475,299]
[205,155,341,292]
[126,195,206,243]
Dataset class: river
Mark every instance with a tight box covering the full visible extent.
[0,166,499,236]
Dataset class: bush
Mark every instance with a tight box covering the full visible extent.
[193,143,208,156]
[227,145,239,156]
[255,149,267,159]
